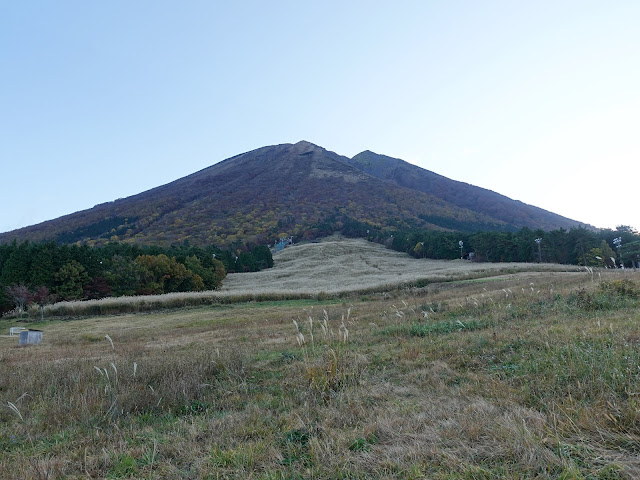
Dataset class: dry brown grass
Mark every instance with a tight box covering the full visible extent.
[36,236,581,318]
[1,242,639,479]
[222,236,580,294]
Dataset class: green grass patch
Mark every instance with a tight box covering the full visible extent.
[381,318,488,337]
[107,453,138,478]
[232,298,343,309]
[495,337,640,408]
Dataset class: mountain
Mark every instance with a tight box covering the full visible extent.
[0,141,589,247]
[344,150,579,231]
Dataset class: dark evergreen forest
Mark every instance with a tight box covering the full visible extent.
[337,217,640,268]
[0,241,273,314]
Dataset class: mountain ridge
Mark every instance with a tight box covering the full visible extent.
[344,149,581,231]
[0,141,590,247]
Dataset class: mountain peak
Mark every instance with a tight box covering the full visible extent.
[0,141,589,246]
[293,140,317,147]
[354,149,375,157]
[290,140,322,155]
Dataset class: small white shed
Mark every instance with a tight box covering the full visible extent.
[19,330,43,346]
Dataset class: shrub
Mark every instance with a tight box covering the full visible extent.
[568,280,640,312]
[598,279,639,299]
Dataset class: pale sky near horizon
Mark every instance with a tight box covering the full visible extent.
[1,1,638,235]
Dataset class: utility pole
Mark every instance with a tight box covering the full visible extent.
[535,238,542,263]
[613,237,622,268]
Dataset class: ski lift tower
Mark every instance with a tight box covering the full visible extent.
[613,237,623,268]
[535,238,542,263]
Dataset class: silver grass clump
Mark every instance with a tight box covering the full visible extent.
[293,320,305,346]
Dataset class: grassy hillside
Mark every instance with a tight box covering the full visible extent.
[1,239,639,478]
[33,237,578,317]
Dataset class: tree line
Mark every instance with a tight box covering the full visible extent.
[335,215,640,267]
[0,241,273,315]
[377,225,640,267]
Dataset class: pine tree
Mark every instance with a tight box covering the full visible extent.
[54,260,90,300]
[0,241,31,286]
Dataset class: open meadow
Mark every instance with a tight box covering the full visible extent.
[39,237,581,317]
[1,238,640,479]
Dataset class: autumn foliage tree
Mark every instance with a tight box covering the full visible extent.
[134,254,204,294]
[33,286,53,320]
[5,284,33,316]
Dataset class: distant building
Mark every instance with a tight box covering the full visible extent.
[273,236,294,253]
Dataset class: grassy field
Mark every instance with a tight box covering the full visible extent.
[221,237,581,294]
[1,240,640,479]
[38,237,581,317]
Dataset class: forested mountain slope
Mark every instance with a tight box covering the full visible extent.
[344,150,587,231]
[0,141,588,248]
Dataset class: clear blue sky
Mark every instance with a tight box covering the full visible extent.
[1,1,638,234]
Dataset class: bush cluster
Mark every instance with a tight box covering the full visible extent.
[0,240,273,314]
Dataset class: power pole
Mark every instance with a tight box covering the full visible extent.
[535,238,542,263]
[613,237,622,268]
